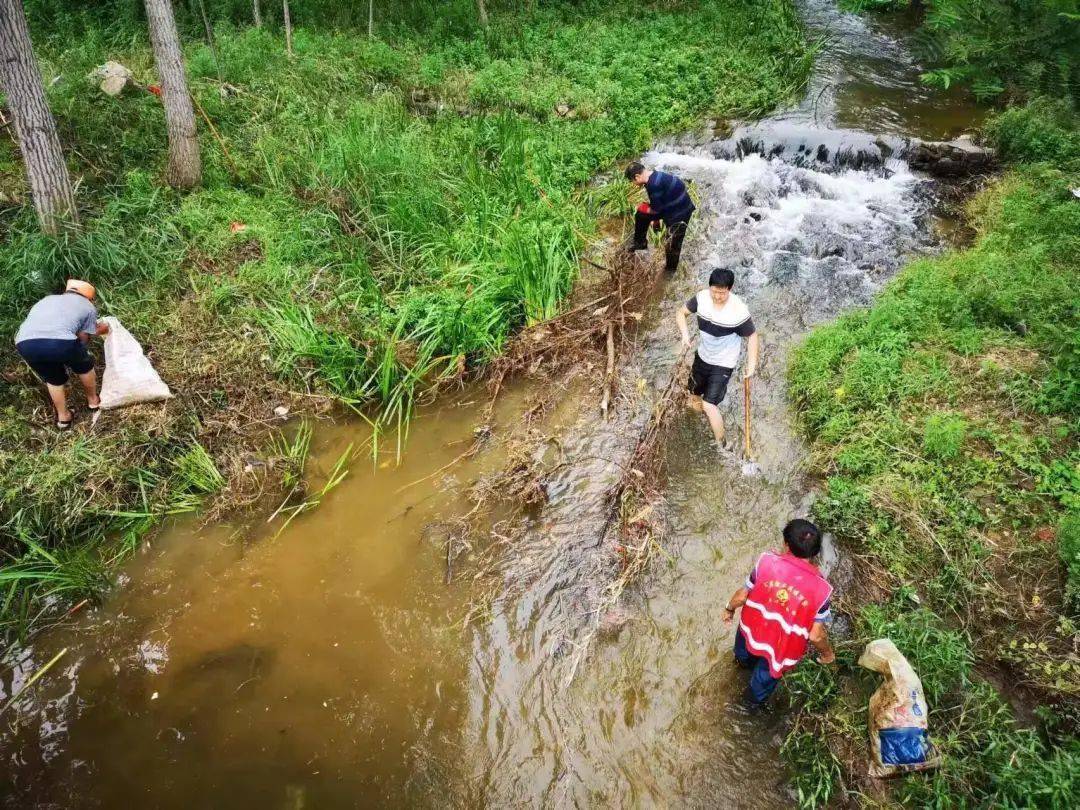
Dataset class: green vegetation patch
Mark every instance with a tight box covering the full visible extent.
[0,1,810,639]
[786,105,1080,805]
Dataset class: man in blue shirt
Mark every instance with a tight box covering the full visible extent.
[625,161,696,273]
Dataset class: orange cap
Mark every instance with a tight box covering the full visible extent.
[65,279,96,301]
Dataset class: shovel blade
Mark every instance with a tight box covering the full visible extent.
[741,460,762,477]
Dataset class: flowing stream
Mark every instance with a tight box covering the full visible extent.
[1,3,986,807]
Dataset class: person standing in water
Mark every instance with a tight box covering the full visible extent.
[723,519,836,706]
[675,267,758,448]
[14,279,109,429]
[624,161,695,273]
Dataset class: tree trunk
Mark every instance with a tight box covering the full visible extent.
[477,0,489,28]
[253,0,262,27]
[283,0,293,56]
[0,0,78,234]
[368,0,373,39]
[195,0,222,81]
[143,0,201,189]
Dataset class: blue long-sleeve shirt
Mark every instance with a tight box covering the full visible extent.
[645,170,695,224]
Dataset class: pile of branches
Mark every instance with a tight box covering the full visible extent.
[484,247,660,416]
[561,344,693,683]
[603,343,692,587]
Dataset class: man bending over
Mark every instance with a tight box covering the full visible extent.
[15,279,109,429]
[724,519,836,706]
[625,161,695,273]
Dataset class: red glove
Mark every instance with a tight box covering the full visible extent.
[637,202,652,215]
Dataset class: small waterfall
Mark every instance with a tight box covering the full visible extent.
[644,143,931,308]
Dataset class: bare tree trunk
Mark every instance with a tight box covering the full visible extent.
[368,0,373,39]
[195,0,222,81]
[477,0,489,28]
[143,0,201,189]
[253,0,263,27]
[0,0,78,234]
[283,0,293,56]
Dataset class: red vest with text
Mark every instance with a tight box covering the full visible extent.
[739,552,832,678]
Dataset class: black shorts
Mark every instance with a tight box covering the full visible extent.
[16,338,94,386]
[688,354,733,406]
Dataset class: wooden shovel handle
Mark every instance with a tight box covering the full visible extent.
[743,375,752,459]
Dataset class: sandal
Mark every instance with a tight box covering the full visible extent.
[56,411,74,431]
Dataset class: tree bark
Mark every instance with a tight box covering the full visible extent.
[143,0,201,189]
[283,0,293,56]
[477,0,489,28]
[0,0,78,234]
[253,0,263,27]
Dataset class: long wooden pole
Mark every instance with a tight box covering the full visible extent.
[743,376,752,460]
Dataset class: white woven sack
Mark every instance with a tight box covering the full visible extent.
[98,316,172,409]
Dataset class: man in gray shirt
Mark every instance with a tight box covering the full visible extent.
[15,279,110,429]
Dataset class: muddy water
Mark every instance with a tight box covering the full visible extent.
[0,394,528,806]
[793,0,986,138]
[2,3,985,807]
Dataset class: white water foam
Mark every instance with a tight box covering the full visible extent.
[644,150,926,303]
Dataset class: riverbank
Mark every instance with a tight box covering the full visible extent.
[785,101,1080,806]
[0,1,811,639]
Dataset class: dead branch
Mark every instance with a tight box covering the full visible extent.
[600,322,615,418]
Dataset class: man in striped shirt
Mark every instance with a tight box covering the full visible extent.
[675,267,759,448]
[625,161,696,273]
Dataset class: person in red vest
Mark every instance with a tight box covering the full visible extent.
[723,519,836,705]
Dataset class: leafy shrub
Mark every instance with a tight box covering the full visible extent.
[986,98,1080,169]
[923,413,968,460]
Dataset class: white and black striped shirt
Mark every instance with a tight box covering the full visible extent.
[686,291,755,368]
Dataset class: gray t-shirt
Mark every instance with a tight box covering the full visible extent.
[15,292,98,344]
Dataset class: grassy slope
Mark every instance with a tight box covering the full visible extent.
[783,104,1080,807]
[0,1,810,637]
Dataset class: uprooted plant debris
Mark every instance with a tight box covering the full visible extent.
[438,242,698,658]
[484,246,660,411]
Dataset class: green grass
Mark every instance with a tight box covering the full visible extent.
[785,104,1080,805]
[0,1,810,639]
